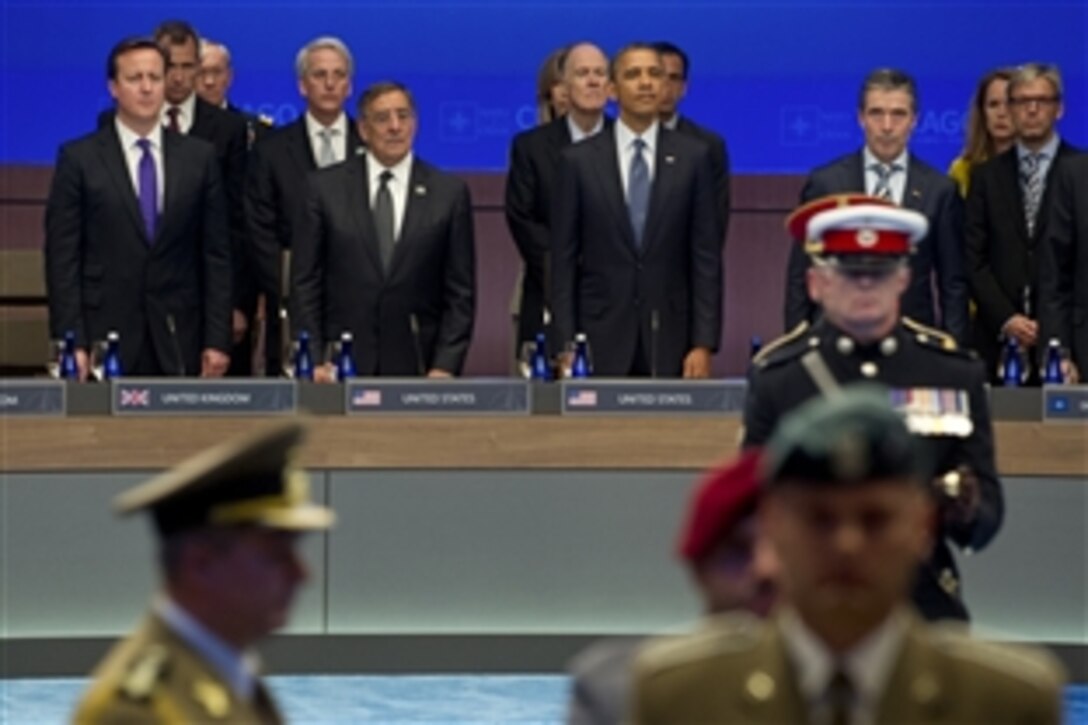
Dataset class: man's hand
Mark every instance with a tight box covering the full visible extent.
[1001,315,1038,347]
[1062,359,1080,384]
[314,362,337,383]
[934,466,981,530]
[200,348,230,378]
[427,369,453,378]
[682,347,712,379]
[232,309,248,344]
[75,348,90,381]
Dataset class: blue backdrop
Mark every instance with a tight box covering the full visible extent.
[3,0,1086,171]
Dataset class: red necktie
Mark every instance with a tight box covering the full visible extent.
[166,107,181,133]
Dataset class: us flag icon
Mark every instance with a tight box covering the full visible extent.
[567,389,598,408]
[352,389,382,407]
[120,388,150,407]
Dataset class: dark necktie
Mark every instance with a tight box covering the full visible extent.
[374,170,396,271]
[870,162,901,202]
[1020,152,1045,235]
[826,669,854,725]
[166,106,181,134]
[135,138,158,243]
[627,137,650,247]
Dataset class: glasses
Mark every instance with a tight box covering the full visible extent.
[1009,96,1060,108]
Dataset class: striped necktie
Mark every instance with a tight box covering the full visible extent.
[1020,152,1045,236]
[870,162,901,202]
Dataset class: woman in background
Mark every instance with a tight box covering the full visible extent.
[949,67,1016,197]
[536,46,569,124]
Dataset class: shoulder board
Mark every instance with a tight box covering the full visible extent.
[752,321,810,368]
[927,625,1065,687]
[902,318,970,356]
[120,643,170,701]
[636,612,761,674]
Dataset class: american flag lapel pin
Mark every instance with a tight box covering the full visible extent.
[414,185,427,196]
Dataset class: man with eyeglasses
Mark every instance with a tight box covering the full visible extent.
[966,63,1079,383]
[245,36,363,377]
[745,195,1003,623]
[292,82,475,378]
[784,68,968,345]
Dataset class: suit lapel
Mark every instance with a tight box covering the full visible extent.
[591,130,637,253]
[391,160,429,278]
[995,150,1031,242]
[738,623,808,723]
[346,116,364,160]
[97,126,150,244]
[902,155,927,212]
[640,129,677,256]
[345,156,384,275]
[1033,141,1075,244]
[876,618,950,722]
[157,132,184,246]
[287,118,317,175]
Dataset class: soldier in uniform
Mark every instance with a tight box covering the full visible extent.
[73,420,334,724]
[743,194,1002,622]
[633,389,1064,724]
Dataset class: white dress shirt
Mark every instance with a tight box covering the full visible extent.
[615,118,659,202]
[115,118,164,212]
[161,92,196,134]
[863,147,909,205]
[305,111,349,167]
[1016,133,1061,185]
[366,151,414,243]
[154,596,261,702]
[567,114,605,144]
[779,606,909,725]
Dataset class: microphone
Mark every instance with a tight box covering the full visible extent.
[166,314,186,377]
[409,313,426,376]
[650,308,660,379]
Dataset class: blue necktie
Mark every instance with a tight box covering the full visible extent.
[627,138,650,247]
[135,138,157,243]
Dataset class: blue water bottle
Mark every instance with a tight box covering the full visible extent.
[337,331,357,380]
[570,333,592,378]
[103,331,123,379]
[1042,338,1064,385]
[999,337,1024,387]
[530,332,552,381]
[60,330,79,380]
[295,331,314,381]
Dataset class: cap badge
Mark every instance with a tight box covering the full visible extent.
[856,228,878,248]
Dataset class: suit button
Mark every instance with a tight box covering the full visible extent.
[634,297,642,307]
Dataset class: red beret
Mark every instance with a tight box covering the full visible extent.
[678,449,764,563]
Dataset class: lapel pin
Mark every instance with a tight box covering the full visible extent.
[665,155,676,164]
[414,185,427,196]
[911,189,922,200]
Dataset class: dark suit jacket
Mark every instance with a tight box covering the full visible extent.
[1039,152,1088,374]
[674,115,731,241]
[551,125,722,376]
[292,154,476,376]
[784,151,969,343]
[966,142,1079,377]
[505,116,574,347]
[44,124,232,375]
[245,116,363,299]
[99,100,249,311]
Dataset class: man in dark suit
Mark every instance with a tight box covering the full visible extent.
[551,43,722,378]
[505,42,610,354]
[653,41,731,240]
[245,36,361,376]
[1039,154,1088,380]
[784,69,968,344]
[196,38,274,149]
[45,38,231,378]
[967,63,1078,381]
[292,82,475,377]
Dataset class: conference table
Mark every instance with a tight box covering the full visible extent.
[1,380,1085,678]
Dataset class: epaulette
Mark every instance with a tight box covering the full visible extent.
[902,318,975,358]
[120,644,170,701]
[636,612,761,674]
[752,321,810,369]
[927,625,1065,687]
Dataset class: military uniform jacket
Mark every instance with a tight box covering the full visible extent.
[73,614,283,724]
[631,612,1065,724]
[742,319,1004,621]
